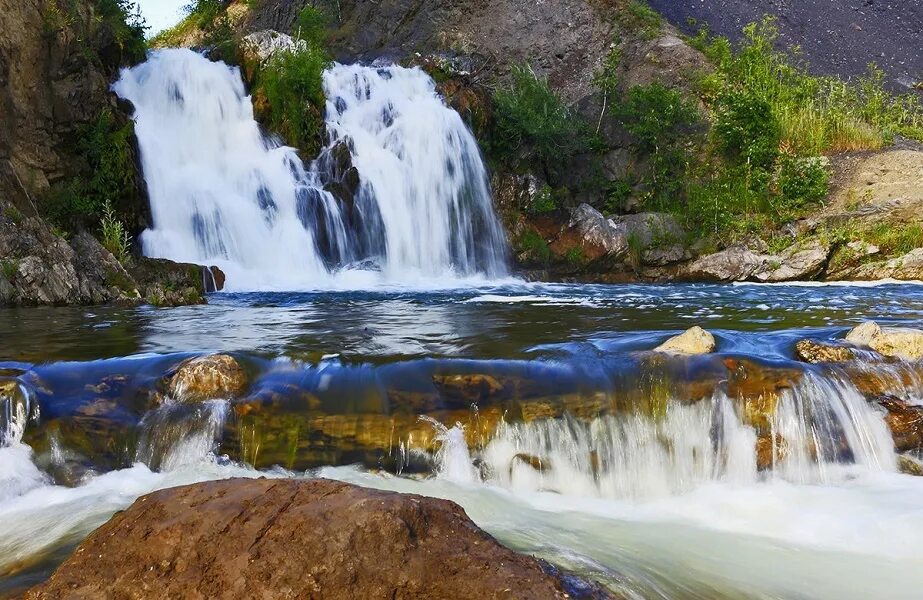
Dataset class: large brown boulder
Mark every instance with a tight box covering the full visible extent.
[26,478,583,600]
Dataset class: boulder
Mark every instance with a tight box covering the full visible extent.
[845,321,882,346]
[167,354,248,402]
[898,454,923,476]
[680,246,769,282]
[845,321,923,360]
[759,240,831,283]
[240,30,306,65]
[128,257,222,307]
[25,478,585,600]
[565,204,630,260]
[794,339,858,363]
[654,327,716,355]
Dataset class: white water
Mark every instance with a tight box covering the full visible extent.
[1,374,922,598]
[113,50,507,290]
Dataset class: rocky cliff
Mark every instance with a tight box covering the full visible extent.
[0,0,225,306]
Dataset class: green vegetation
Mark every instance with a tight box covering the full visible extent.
[1,260,19,281]
[518,229,553,265]
[617,0,662,41]
[41,109,138,232]
[100,200,132,263]
[491,65,599,186]
[694,18,923,153]
[253,43,330,155]
[590,17,923,245]
[42,0,147,67]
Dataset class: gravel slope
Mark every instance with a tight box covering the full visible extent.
[647,0,922,91]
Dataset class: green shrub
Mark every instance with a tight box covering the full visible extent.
[95,0,148,64]
[700,18,923,154]
[713,89,780,170]
[1,260,18,281]
[614,83,699,208]
[518,229,553,265]
[295,5,329,45]
[527,185,559,215]
[254,45,330,155]
[773,152,829,214]
[40,109,137,230]
[491,65,596,177]
[618,0,662,40]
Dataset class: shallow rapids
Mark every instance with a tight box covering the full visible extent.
[4,282,923,599]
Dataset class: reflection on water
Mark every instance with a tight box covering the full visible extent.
[3,282,923,363]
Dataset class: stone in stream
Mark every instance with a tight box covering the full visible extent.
[845,321,923,360]
[167,354,248,402]
[25,478,607,599]
[793,339,859,363]
[654,326,716,355]
[875,396,923,453]
[898,454,923,476]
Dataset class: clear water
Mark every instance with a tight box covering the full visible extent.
[3,281,923,599]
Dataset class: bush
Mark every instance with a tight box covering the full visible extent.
[491,65,596,177]
[614,83,699,208]
[773,152,829,214]
[517,229,553,265]
[713,89,780,170]
[95,0,147,65]
[40,109,137,230]
[295,5,329,45]
[254,45,330,155]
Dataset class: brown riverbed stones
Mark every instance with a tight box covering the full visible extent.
[25,478,594,600]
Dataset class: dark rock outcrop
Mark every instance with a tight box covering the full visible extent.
[26,478,591,599]
[128,257,225,307]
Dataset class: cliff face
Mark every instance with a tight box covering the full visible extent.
[0,0,120,215]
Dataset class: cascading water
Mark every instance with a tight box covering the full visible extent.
[113,50,508,290]
[320,64,508,279]
[428,371,897,499]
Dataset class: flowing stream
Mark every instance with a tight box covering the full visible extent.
[3,48,923,599]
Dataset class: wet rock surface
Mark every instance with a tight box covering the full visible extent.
[794,339,859,364]
[25,478,589,600]
[168,354,248,402]
[846,321,923,360]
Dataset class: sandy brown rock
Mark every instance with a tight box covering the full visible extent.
[794,339,859,363]
[25,478,580,600]
[845,321,923,360]
[168,354,248,402]
[655,327,716,355]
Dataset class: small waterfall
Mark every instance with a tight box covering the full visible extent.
[429,372,896,499]
[113,50,508,289]
[135,400,229,471]
[320,64,508,278]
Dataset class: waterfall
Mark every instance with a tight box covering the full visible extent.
[430,371,897,499]
[113,49,508,290]
[321,64,508,279]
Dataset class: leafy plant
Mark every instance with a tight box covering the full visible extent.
[1,260,18,281]
[518,229,553,265]
[100,200,132,263]
[253,44,330,155]
[491,65,596,178]
[712,89,780,170]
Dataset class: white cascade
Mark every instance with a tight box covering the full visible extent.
[113,49,508,290]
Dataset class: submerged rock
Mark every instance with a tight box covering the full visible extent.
[654,327,716,355]
[26,478,583,599]
[875,396,923,452]
[167,354,247,402]
[794,339,858,363]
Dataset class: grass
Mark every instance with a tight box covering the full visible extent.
[100,200,132,264]
[518,229,553,265]
[695,18,923,155]
[1,260,18,280]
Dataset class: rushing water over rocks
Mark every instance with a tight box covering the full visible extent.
[113,50,507,290]
[4,283,923,598]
